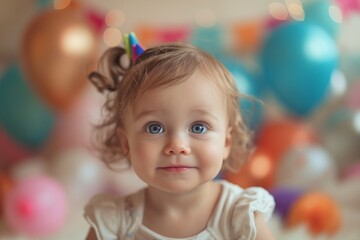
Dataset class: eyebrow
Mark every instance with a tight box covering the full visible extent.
[133,108,219,122]
[190,108,219,122]
[133,109,164,121]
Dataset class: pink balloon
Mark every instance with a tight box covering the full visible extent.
[0,126,33,165]
[347,79,360,109]
[4,176,68,237]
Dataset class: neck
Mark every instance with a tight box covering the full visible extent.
[142,181,222,238]
[145,181,219,214]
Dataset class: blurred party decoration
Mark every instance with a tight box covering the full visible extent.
[0,65,55,151]
[303,0,341,37]
[329,69,347,98]
[0,172,14,217]
[270,187,304,221]
[36,0,53,9]
[135,25,192,49]
[136,26,156,47]
[286,1,305,21]
[48,87,104,151]
[320,107,360,171]
[233,20,263,53]
[276,144,337,190]
[287,192,341,235]
[21,8,99,111]
[11,157,48,181]
[0,126,34,165]
[157,26,190,43]
[260,21,338,117]
[224,148,276,189]
[341,161,360,180]
[85,8,107,36]
[256,119,317,162]
[48,149,105,204]
[335,0,360,19]
[190,25,225,55]
[264,16,288,31]
[346,79,360,110]
[265,1,289,30]
[4,176,68,237]
[105,9,125,28]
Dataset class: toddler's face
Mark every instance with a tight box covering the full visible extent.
[120,71,232,194]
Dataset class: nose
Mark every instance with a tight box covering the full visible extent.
[163,133,191,155]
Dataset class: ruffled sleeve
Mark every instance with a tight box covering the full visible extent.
[231,187,275,240]
[84,194,121,240]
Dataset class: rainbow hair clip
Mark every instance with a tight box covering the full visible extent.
[123,32,145,63]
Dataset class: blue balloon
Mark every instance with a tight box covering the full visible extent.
[220,56,265,130]
[0,65,56,149]
[260,21,338,117]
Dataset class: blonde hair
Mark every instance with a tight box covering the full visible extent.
[89,42,253,171]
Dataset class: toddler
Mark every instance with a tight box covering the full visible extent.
[84,38,275,240]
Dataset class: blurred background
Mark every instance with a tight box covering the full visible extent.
[1,0,360,239]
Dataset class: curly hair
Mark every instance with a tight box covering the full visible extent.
[89,42,253,171]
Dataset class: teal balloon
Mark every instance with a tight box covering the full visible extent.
[220,56,264,130]
[260,21,338,117]
[0,65,55,149]
[304,0,340,37]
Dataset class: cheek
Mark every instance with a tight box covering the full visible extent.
[194,140,225,168]
[128,138,162,161]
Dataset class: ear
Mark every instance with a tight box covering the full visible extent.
[117,128,129,157]
[223,127,233,159]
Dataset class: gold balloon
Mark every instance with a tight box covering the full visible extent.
[22,8,99,111]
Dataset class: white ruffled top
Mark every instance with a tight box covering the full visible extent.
[84,180,275,240]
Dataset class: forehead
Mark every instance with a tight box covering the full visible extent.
[131,71,227,116]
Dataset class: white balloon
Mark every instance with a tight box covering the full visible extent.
[48,149,106,204]
[276,144,337,190]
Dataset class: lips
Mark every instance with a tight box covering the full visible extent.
[158,166,194,172]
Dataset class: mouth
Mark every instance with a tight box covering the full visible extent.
[157,166,195,172]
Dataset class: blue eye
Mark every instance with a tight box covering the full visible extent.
[190,123,208,134]
[146,122,164,134]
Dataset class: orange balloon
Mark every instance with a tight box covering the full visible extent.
[0,172,14,217]
[223,148,276,189]
[287,192,341,235]
[22,8,99,111]
[256,119,317,163]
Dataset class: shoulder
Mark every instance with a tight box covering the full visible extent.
[83,189,145,239]
[218,180,274,217]
[217,181,275,240]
